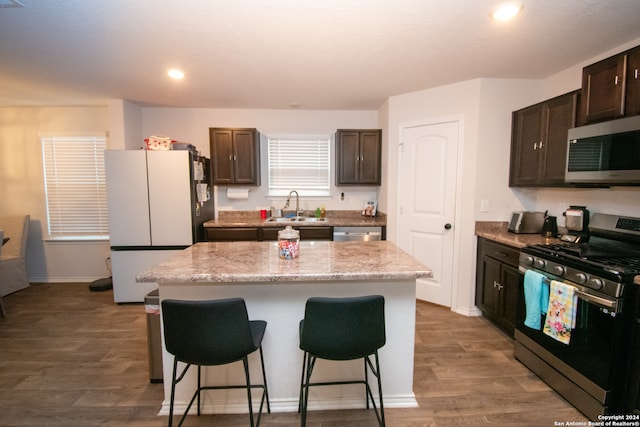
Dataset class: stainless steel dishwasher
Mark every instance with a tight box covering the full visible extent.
[333,226,382,241]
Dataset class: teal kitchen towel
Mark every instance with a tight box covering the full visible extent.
[524,270,549,330]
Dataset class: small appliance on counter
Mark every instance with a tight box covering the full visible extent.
[541,213,558,237]
[560,205,589,243]
[508,211,545,234]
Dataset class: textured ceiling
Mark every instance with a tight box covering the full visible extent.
[1,0,640,110]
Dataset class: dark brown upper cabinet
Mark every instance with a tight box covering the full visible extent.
[209,128,260,185]
[336,129,382,185]
[509,91,578,187]
[580,45,640,124]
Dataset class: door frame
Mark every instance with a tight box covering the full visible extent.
[395,115,465,311]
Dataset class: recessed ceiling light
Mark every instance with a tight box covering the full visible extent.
[167,69,185,80]
[491,2,523,21]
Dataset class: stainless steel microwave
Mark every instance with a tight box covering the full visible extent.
[565,115,640,185]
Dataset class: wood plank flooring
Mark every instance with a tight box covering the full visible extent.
[0,283,588,426]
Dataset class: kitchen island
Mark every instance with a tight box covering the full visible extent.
[137,240,431,416]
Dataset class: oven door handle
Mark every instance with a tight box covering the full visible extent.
[520,266,619,312]
[573,289,617,311]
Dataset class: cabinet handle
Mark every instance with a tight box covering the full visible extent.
[615,75,619,85]
[533,143,537,150]
[493,281,504,291]
[539,141,543,149]
[635,68,639,79]
[229,155,232,161]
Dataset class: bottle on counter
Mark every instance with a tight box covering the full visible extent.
[320,206,326,219]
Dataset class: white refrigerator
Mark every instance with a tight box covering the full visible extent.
[105,150,213,302]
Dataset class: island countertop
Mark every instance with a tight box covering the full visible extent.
[136,240,432,283]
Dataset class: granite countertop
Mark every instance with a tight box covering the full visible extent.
[137,240,431,284]
[204,210,387,228]
[475,221,562,249]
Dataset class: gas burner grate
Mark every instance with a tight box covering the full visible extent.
[593,257,640,274]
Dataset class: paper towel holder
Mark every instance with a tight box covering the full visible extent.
[226,188,250,200]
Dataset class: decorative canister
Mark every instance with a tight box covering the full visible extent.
[278,226,300,260]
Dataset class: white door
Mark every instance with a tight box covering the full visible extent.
[397,120,460,307]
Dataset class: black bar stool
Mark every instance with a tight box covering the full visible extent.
[161,298,270,427]
[298,295,386,426]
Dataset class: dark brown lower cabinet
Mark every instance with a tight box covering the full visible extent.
[475,238,523,337]
[261,227,332,241]
[206,226,333,242]
[205,227,259,241]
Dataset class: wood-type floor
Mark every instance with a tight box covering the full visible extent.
[0,283,588,426]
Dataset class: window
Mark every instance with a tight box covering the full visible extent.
[41,135,109,240]
[267,136,330,196]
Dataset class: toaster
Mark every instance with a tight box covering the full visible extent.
[508,211,545,234]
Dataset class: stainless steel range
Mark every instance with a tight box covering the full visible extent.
[515,213,640,419]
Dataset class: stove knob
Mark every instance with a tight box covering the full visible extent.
[589,278,604,290]
[522,256,534,266]
[574,273,588,284]
[552,265,565,276]
[534,259,546,269]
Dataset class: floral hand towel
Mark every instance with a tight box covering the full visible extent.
[543,280,577,345]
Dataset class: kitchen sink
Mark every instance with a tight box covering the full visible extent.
[265,217,327,223]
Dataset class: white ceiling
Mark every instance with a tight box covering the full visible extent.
[1,0,640,110]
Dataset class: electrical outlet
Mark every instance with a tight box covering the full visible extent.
[480,199,490,213]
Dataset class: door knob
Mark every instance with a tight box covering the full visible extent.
[444,223,452,230]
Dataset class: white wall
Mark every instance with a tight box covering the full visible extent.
[385,78,546,315]
[140,108,382,215]
[0,106,112,282]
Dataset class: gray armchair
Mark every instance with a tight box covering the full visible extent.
[0,215,30,297]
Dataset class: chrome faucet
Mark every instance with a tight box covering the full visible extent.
[283,190,304,216]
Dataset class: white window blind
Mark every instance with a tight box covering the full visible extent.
[268,136,330,196]
[41,135,109,240]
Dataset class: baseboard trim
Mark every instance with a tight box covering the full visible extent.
[158,393,418,416]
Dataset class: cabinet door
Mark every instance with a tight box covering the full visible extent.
[540,92,577,185]
[210,129,234,185]
[477,255,501,319]
[359,130,382,184]
[498,264,522,335]
[206,227,258,241]
[510,92,577,187]
[298,226,333,240]
[626,47,640,118]
[337,130,360,184]
[232,129,260,185]
[509,105,543,186]
[582,54,626,123]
